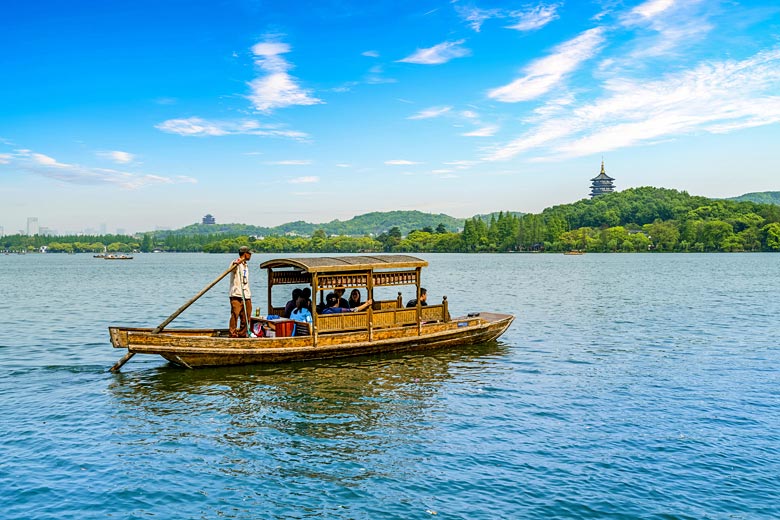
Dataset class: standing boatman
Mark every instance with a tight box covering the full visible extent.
[229,245,253,337]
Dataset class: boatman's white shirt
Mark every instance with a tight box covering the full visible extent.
[229,262,251,299]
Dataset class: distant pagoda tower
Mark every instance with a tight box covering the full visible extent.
[202,214,216,225]
[589,160,615,198]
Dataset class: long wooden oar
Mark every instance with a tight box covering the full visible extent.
[109,263,239,372]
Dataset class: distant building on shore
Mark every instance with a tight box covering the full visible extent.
[26,217,39,236]
[202,214,216,225]
[590,160,615,198]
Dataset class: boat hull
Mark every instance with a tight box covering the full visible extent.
[109,313,514,368]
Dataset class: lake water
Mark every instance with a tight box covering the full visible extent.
[0,253,778,519]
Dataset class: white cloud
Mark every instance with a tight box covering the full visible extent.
[269,160,312,165]
[365,64,397,84]
[98,150,135,164]
[620,1,713,60]
[289,176,319,184]
[444,160,478,169]
[336,163,352,168]
[0,153,10,164]
[398,40,471,65]
[247,39,322,112]
[631,0,676,20]
[456,6,501,32]
[408,106,452,120]
[4,149,197,189]
[462,125,498,137]
[486,48,780,161]
[32,153,70,168]
[506,4,561,31]
[155,117,307,139]
[362,50,380,58]
[488,27,605,102]
[385,159,421,165]
[431,169,453,174]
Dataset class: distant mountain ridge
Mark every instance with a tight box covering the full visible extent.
[726,191,780,205]
[164,210,470,237]
[155,191,777,239]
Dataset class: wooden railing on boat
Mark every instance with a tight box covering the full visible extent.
[315,302,449,334]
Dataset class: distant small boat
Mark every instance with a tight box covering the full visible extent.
[104,254,133,260]
[93,253,105,258]
[563,250,585,255]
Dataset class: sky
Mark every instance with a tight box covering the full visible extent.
[1,0,779,235]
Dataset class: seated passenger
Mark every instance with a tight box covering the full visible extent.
[322,292,372,314]
[301,287,312,310]
[284,288,303,318]
[406,287,428,307]
[334,287,349,308]
[290,297,312,323]
[348,289,363,309]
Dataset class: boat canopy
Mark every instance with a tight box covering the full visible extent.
[259,255,428,274]
[260,255,429,316]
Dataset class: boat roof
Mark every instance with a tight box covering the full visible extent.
[260,255,428,273]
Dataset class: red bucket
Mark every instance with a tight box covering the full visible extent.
[275,320,294,337]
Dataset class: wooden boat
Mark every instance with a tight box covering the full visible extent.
[104,254,133,260]
[563,250,585,255]
[109,255,514,369]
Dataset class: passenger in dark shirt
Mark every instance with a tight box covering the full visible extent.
[322,292,372,314]
[348,289,363,309]
[334,287,349,308]
[284,288,303,318]
[406,287,428,308]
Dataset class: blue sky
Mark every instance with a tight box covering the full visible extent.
[1,0,779,234]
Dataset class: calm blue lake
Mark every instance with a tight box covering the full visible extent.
[0,253,778,519]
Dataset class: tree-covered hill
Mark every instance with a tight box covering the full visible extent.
[727,191,780,205]
[5,187,780,253]
[508,186,780,252]
[160,210,464,237]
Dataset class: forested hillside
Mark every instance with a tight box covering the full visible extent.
[727,191,780,205]
[5,188,780,253]
[164,210,462,238]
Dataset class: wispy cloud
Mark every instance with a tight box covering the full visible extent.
[485,48,780,161]
[385,159,421,165]
[365,64,397,84]
[630,0,676,20]
[289,176,319,184]
[462,125,498,137]
[456,3,559,32]
[336,163,352,168]
[362,50,380,58]
[3,149,197,189]
[619,0,713,60]
[247,39,323,112]
[269,160,312,165]
[398,40,471,65]
[444,160,479,170]
[456,6,501,32]
[506,4,561,31]
[98,150,135,164]
[488,27,605,102]
[408,106,452,120]
[155,117,307,139]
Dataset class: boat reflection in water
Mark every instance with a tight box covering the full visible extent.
[107,339,509,452]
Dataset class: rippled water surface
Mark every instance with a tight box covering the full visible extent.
[1,253,778,519]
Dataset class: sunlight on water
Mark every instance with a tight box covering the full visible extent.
[1,253,779,519]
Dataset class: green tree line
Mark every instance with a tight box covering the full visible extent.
[6,188,780,254]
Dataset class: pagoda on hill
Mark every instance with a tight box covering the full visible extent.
[590,160,615,198]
